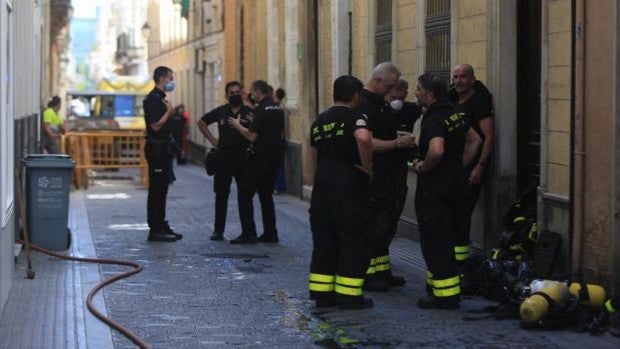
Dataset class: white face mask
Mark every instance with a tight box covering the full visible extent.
[389,99,404,111]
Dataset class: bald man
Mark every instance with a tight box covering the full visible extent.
[450,64,495,289]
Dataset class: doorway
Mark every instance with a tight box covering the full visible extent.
[516,0,542,196]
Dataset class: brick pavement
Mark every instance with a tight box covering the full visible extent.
[2,164,619,348]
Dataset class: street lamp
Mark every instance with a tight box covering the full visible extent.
[141,22,151,40]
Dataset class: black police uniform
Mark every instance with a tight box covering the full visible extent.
[143,87,174,237]
[387,102,422,251]
[309,105,372,305]
[237,97,285,241]
[450,81,494,265]
[201,105,252,236]
[415,101,469,305]
[356,89,399,284]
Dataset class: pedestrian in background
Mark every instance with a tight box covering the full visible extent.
[143,66,182,242]
[273,87,287,194]
[198,81,253,241]
[228,80,285,244]
[42,96,66,154]
[170,104,189,165]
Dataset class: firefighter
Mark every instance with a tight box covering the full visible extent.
[357,62,416,292]
[412,73,482,309]
[308,75,374,309]
[449,64,494,280]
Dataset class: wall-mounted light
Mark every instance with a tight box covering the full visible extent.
[141,22,151,40]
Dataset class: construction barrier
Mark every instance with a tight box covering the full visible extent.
[61,131,147,189]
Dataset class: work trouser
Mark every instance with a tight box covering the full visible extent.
[309,163,371,301]
[364,175,404,281]
[145,142,171,232]
[453,165,486,265]
[212,148,245,234]
[415,189,460,302]
[238,151,279,237]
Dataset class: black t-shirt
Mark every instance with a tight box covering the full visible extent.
[250,97,285,156]
[357,89,398,183]
[417,101,469,201]
[451,81,494,139]
[143,87,171,139]
[201,105,252,149]
[390,101,422,165]
[310,105,369,167]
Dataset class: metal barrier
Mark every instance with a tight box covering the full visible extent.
[61,131,147,189]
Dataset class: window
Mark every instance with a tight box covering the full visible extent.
[374,0,393,65]
[424,0,451,80]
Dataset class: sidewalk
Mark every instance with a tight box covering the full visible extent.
[1,164,619,348]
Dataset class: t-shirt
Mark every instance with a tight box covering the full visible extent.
[169,112,187,143]
[357,89,397,184]
[451,81,494,140]
[143,87,171,139]
[310,105,369,167]
[417,101,469,202]
[43,107,63,132]
[250,97,285,158]
[201,105,252,149]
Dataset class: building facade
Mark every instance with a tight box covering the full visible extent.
[146,0,620,291]
[0,0,62,314]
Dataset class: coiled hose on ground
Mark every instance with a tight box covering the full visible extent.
[16,239,150,349]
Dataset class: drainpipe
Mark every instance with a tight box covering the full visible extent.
[570,0,586,280]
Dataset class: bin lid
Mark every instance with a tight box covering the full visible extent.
[22,154,75,168]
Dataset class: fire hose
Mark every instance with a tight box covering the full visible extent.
[16,239,150,349]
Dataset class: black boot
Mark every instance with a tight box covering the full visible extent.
[417,296,460,310]
[230,233,257,244]
[333,295,374,310]
[363,276,391,292]
[210,232,224,241]
[163,220,183,240]
[257,233,279,243]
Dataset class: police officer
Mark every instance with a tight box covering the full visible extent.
[308,75,374,309]
[412,73,481,309]
[228,80,285,244]
[357,62,415,291]
[198,81,252,241]
[449,64,495,276]
[384,78,422,286]
[143,66,182,242]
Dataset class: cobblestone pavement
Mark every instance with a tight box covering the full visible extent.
[2,164,619,348]
[83,164,619,348]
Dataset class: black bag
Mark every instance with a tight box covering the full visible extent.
[204,147,219,176]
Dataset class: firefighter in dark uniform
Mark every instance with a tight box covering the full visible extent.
[449,64,495,287]
[385,78,422,284]
[308,75,374,309]
[412,73,482,309]
[198,81,252,241]
[228,80,285,244]
[143,66,182,242]
[357,62,415,291]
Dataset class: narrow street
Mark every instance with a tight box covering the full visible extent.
[1,164,618,348]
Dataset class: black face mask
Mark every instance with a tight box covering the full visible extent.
[247,93,256,105]
[229,94,242,107]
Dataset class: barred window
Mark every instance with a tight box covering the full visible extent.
[425,0,451,80]
[375,0,392,65]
